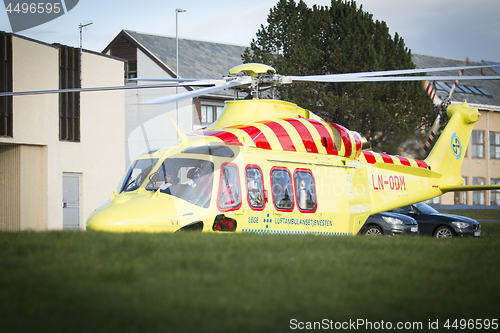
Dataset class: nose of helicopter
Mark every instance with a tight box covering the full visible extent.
[86,193,182,232]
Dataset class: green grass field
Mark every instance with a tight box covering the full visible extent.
[1,224,500,332]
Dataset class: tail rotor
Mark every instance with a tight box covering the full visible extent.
[419,58,469,159]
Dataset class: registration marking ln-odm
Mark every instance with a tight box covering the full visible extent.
[372,175,407,191]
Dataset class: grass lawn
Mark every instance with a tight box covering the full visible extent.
[1,224,500,332]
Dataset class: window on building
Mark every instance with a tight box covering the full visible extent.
[426,196,440,205]
[0,32,13,138]
[126,61,137,80]
[490,132,500,159]
[59,45,81,142]
[271,167,294,211]
[477,87,491,96]
[294,169,317,212]
[472,177,485,205]
[491,179,500,206]
[246,165,265,210]
[435,81,491,97]
[201,104,224,125]
[471,130,484,158]
[458,86,473,94]
[218,163,241,211]
[454,177,468,205]
[435,82,451,92]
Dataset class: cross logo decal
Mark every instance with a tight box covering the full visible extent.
[451,133,462,160]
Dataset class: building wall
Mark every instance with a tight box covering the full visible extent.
[77,50,125,226]
[439,108,500,205]
[0,35,125,231]
[12,37,59,145]
[124,48,191,166]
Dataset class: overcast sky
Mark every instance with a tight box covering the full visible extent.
[0,0,498,63]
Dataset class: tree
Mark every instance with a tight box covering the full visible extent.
[242,0,435,154]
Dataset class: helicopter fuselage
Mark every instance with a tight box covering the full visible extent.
[86,99,477,235]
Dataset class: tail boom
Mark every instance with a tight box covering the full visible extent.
[425,101,480,189]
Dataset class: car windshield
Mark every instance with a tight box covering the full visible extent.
[119,158,158,193]
[145,158,214,208]
[414,202,439,215]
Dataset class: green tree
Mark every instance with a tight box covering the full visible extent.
[242,0,435,154]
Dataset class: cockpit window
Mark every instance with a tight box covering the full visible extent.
[145,158,214,208]
[119,158,158,193]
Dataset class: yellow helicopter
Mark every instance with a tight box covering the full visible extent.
[79,63,500,235]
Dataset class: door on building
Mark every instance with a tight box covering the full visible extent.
[63,173,81,229]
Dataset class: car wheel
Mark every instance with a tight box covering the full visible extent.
[364,225,383,236]
[435,226,454,238]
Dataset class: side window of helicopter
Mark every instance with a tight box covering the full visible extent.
[245,165,265,210]
[218,163,242,211]
[271,167,294,211]
[294,169,317,212]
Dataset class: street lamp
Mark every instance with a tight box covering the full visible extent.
[176,8,186,80]
[175,8,186,125]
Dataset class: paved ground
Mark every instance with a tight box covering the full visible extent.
[429,204,500,222]
[429,204,500,211]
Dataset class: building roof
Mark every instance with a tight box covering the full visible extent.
[412,54,500,110]
[103,33,500,108]
[103,30,248,99]
[110,30,247,80]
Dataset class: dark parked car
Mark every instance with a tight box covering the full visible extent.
[359,212,419,236]
[390,202,481,238]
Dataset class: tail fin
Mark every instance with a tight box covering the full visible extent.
[425,101,480,188]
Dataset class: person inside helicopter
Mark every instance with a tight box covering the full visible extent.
[189,162,214,206]
[159,171,179,194]
[143,158,215,208]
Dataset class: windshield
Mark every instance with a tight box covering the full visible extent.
[119,158,158,193]
[145,158,214,208]
[414,202,439,215]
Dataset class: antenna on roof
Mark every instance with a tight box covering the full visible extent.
[79,21,93,86]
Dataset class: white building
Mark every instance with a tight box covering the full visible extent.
[0,32,126,231]
[103,30,247,166]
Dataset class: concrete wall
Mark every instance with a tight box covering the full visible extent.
[0,144,47,231]
[0,35,125,231]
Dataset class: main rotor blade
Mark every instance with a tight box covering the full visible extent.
[289,64,499,82]
[140,78,252,105]
[288,75,500,83]
[129,78,202,82]
[0,83,184,97]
